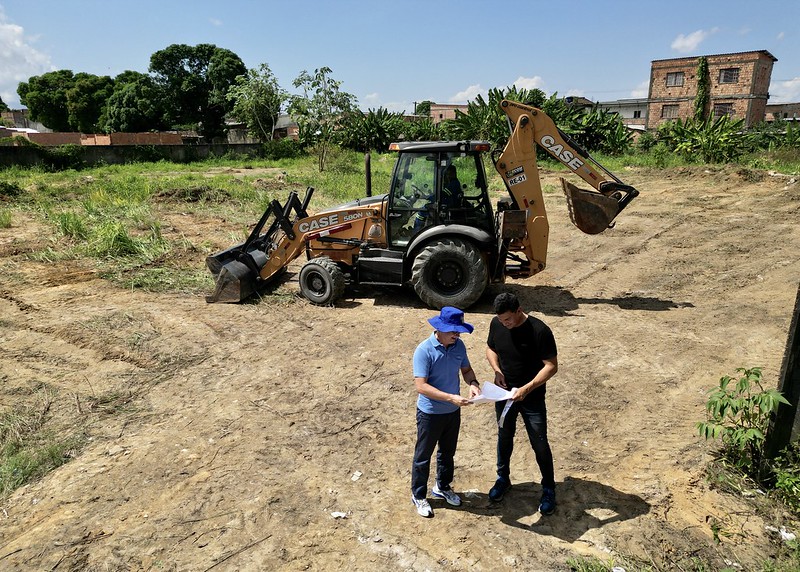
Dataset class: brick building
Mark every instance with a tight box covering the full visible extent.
[429,103,469,124]
[647,50,777,129]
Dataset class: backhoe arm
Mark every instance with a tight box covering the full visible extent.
[494,99,639,274]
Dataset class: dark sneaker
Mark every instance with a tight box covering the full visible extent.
[488,478,511,502]
[432,485,462,506]
[539,487,556,515]
[411,495,433,518]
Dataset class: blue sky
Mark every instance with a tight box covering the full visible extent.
[1,0,799,112]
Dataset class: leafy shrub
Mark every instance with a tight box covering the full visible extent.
[46,144,87,170]
[784,122,800,149]
[698,367,789,481]
[636,131,658,152]
[0,210,11,228]
[129,145,170,163]
[571,106,632,155]
[337,107,405,152]
[661,116,748,163]
[262,137,303,159]
[0,180,23,199]
[404,117,441,142]
[773,442,800,513]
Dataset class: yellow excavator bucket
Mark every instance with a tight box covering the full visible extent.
[561,179,622,235]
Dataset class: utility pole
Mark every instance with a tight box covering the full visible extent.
[765,283,800,459]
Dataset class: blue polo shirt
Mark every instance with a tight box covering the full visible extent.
[413,332,471,414]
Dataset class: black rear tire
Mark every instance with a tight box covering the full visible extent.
[299,257,346,305]
[411,238,487,309]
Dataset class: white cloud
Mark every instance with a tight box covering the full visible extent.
[512,75,544,91]
[631,79,650,98]
[670,28,718,54]
[777,31,785,41]
[770,77,800,104]
[449,84,484,103]
[381,101,410,114]
[0,8,54,108]
[356,93,410,114]
[209,18,223,26]
[565,88,584,98]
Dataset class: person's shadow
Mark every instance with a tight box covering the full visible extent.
[455,476,650,541]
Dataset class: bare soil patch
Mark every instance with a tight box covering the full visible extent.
[0,166,799,571]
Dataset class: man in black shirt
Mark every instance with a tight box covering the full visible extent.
[485,292,558,515]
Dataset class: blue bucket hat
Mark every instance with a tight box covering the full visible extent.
[427,306,474,334]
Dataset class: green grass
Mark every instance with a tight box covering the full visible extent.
[0,150,400,294]
[1,145,797,299]
[0,388,84,498]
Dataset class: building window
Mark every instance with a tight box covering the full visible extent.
[713,103,735,118]
[666,72,684,87]
[661,105,679,119]
[633,110,642,118]
[718,68,740,84]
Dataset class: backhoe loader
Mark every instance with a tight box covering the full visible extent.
[205,100,639,308]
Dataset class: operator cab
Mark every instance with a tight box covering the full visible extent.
[386,141,494,247]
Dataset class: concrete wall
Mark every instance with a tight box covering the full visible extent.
[766,103,800,121]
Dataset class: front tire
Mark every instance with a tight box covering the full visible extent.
[299,257,345,305]
[411,238,487,309]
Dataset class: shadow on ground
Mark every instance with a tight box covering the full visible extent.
[443,476,650,543]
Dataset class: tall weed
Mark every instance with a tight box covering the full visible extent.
[697,367,788,481]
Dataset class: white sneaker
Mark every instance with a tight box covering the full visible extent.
[432,485,462,507]
[411,495,433,517]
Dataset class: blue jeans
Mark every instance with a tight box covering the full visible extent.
[494,398,555,489]
[411,409,460,499]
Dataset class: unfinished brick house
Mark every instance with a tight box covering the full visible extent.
[647,50,777,129]
[429,103,469,124]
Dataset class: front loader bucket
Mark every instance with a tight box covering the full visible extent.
[205,247,268,303]
[562,179,622,235]
[205,187,314,304]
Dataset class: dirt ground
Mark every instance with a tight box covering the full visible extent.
[1,165,799,571]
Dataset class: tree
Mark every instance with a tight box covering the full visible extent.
[226,63,287,143]
[289,67,356,171]
[0,96,8,112]
[149,43,246,138]
[447,86,549,148]
[66,73,115,132]
[415,100,433,117]
[17,70,76,131]
[102,73,167,133]
[337,107,404,152]
[404,117,441,141]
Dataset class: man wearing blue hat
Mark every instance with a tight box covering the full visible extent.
[410,306,481,518]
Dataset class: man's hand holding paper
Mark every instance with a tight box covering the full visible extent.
[469,381,518,404]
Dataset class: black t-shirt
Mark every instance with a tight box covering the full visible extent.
[487,315,557,401]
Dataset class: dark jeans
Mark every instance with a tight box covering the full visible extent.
[411,409,460,499]
[494,398,555,489]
